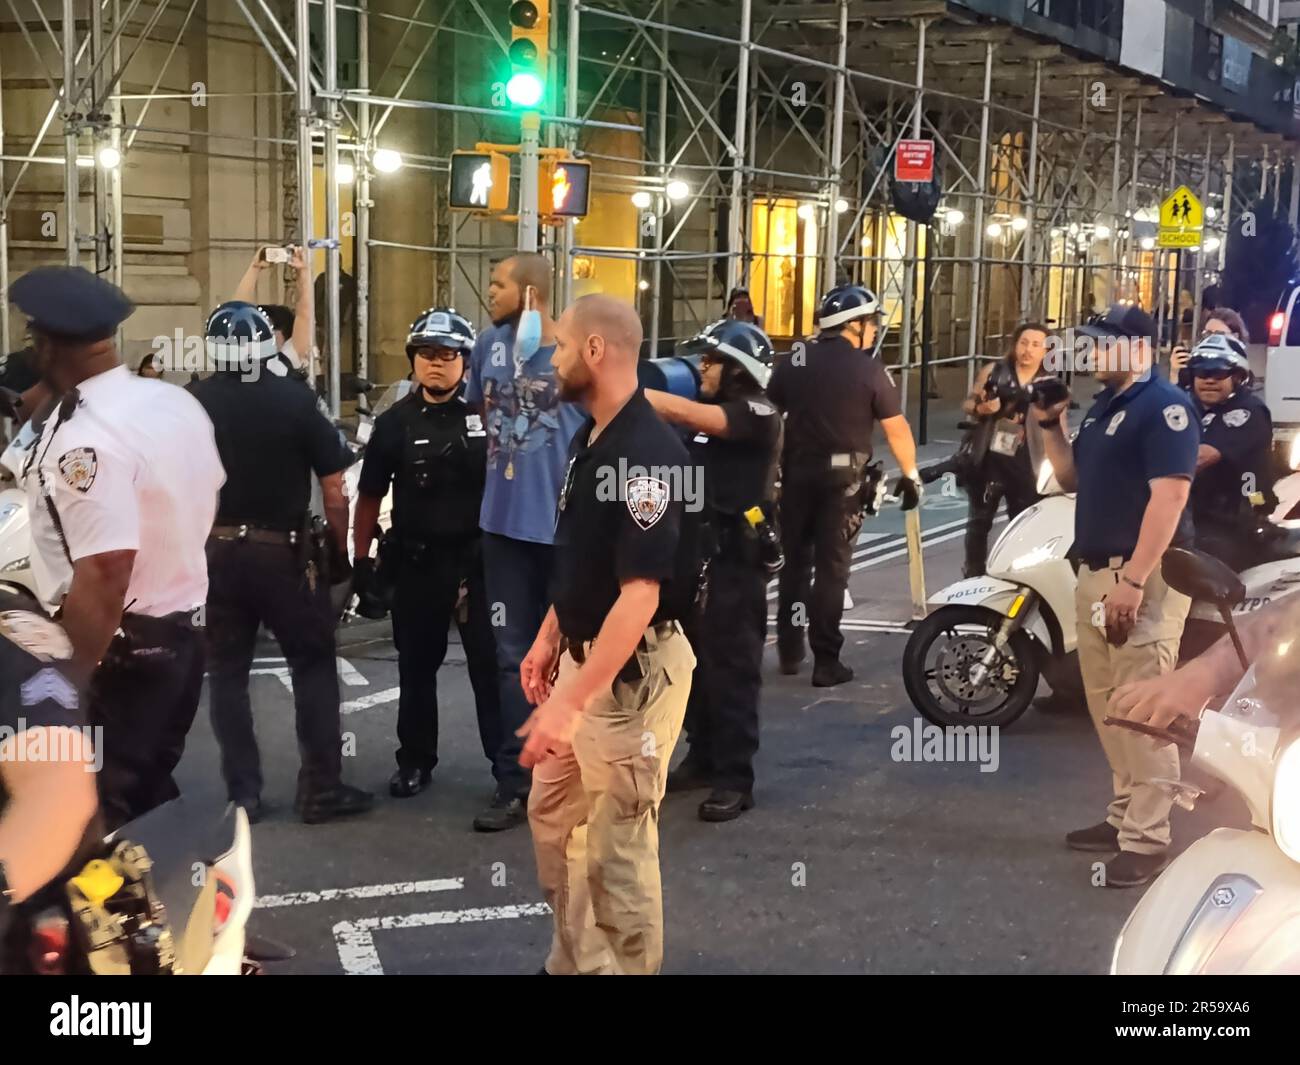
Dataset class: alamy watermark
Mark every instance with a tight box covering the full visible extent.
[890,717,1000,774]
[1040,330,1153,377]
[150,330,266,382]
[595,458,705,513]
[0,720,103,773]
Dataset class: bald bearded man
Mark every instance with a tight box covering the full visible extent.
[517,294,700,975]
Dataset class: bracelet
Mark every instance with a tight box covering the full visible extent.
[1037,415,1060,428]
[1121,574,1145,591]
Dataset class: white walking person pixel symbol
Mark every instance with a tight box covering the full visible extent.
[470,161,492,206]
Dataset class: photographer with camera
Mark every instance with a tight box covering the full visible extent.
[233,244,316,381]
[958,323,1051,578]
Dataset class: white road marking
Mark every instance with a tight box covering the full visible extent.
[336,657,367,687]
[341,686,400,714]
[249,666,293,692]
[251,657,368,687]
[255,877,464,910]
[334,903,552,975]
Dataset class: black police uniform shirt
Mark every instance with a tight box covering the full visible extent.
[551,388,696,642]
[189,361,353,531]
[357,386,487,541]
[1072,374,1199,562]
[1191,387,1273,519]
[689,392,782,517]
[766,334,902,467]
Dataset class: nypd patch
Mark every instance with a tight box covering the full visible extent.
[465,413,485,437]
[1223,408,1251,428]
[625,476,670,531]
[0,611,73,662]
[57,447,98,492]
[1105,411,1127,436]
[21,667,79,710]
[747,399,775,417]
[1163,404,1189,432]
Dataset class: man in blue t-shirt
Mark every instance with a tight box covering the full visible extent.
[466,253,585,831]
[1038,304,1199,889]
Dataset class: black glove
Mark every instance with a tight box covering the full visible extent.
[352,555,374,598]
[893,473,922,512]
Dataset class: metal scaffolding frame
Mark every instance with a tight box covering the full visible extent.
[1,0,1298,413]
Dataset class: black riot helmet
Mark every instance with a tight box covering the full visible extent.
[406,307,476,362]
[678,318,774,391]
[817,284,881,347]
[205,301,278,369]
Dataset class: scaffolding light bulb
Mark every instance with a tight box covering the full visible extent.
[945,209,965,225]
[986,222,1003,239]
[638,279,650,291]
[372,148,403,173]
[1205,236,1222,252]
[1094,224,1111,240]
[631,190,652,209]
[1010,216,1028,232]
[1141,236,1156,251]
[797,203,815,221]
[506,72,545,108]
[1206,205,1218,221]
[96,145,121,169]
[834,198,849,214]
[665,179,690,202]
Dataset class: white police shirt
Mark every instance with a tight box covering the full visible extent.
[26,365,225,616]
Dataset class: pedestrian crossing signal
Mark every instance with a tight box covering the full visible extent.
[449,151,510,213]
[540,159,590,219]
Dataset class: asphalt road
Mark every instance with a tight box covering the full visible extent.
[171,458,1251,974]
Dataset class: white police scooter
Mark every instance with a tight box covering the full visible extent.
[0,400,44,607]
[902,462,1079,730]
[1110,548,1300,974]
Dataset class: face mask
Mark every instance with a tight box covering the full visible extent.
[513,308,543,371]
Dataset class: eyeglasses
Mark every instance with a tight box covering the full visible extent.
[414,348,462,363]
[1192,369,1233,381]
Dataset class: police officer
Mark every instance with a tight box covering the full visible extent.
[1187,334,1274,570]
[518,294,698,976]
[353,308,501,800]
[9,266,223,830]
[1037,303,1199,888]
[0,595,100,973]
[768,283,921,686]
[645,319,781,822]
[190,301,372,825]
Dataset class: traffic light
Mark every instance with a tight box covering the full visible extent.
[449,150,511,213]
[540,158,591,219]
[507,0,548,109]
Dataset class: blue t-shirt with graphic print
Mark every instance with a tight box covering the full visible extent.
[465,320,585,545]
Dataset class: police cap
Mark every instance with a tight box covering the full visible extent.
[1078,302,1157,344]
[10,266,134,343]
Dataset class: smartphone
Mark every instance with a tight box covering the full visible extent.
[262,246,292,264]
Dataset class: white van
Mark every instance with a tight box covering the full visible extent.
[1265,287,1300,470]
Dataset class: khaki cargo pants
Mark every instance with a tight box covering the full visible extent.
[527,624,696,975]
[1075,560,1190,855]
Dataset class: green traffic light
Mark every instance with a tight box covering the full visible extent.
[507,71,544,108]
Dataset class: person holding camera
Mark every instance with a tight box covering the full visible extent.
[1037,304,1199,888]
[233,244,316,382]
[960,322,1051,577]
[1169,306,1247,391]
[645,319,782,822]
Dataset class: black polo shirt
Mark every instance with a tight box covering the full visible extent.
[551,388,697,642]
[689,392,782,516]
[188,362,353,531]
[767,334,902,468]
[1193,387,1274,520]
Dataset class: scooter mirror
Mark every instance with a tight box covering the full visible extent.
[1161,547,1245,608]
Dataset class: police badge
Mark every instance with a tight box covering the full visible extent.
[1162,404,1189,432]
[1223,408,1251,428]
[0,611,73,662]
[57,447,98,492]
[625,476,670,530]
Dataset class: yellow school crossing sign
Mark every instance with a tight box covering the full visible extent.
[1157,185,1204,248]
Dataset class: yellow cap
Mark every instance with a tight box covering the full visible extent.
[71,859,125,908]
[743,506,764,527]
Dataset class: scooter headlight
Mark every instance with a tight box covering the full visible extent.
[0,501,18,529]
[1272,738,1300,863]
[1290,433,1300,473]
[1009,534,1066,572]
[0,555,28,573]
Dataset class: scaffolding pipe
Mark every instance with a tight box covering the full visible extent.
[91,0,109,276]
[561,0,580,310]
[111,0,123,290]
[294,0,315,370]
[1221,135,1234,273]
[63,0,79,265]
[1020,58,1041,319]
[966,39,993,392]
[0,43,8,350]
[897,18,925,413]
[1193,130,1212,334]
[725,0,751,293]
[356,0,370,379]
[649,4,667,355]
[821,0,847,290]
[323,0,341,417]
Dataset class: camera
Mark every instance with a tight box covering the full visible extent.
[262,246,293,265]
[985,361,1069,415]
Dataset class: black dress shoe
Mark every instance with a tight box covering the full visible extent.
[473,789,528,832]
[1103,850,1168,888]
[777,645,805,675]
[811,660,854,687]
[297,783,374,824]
[698,789,754,822]
[665,758,712,793]
[1065,821,1120,853]
[389,766,432,798]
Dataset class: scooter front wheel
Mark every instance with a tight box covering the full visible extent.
[902,605,1039,729]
